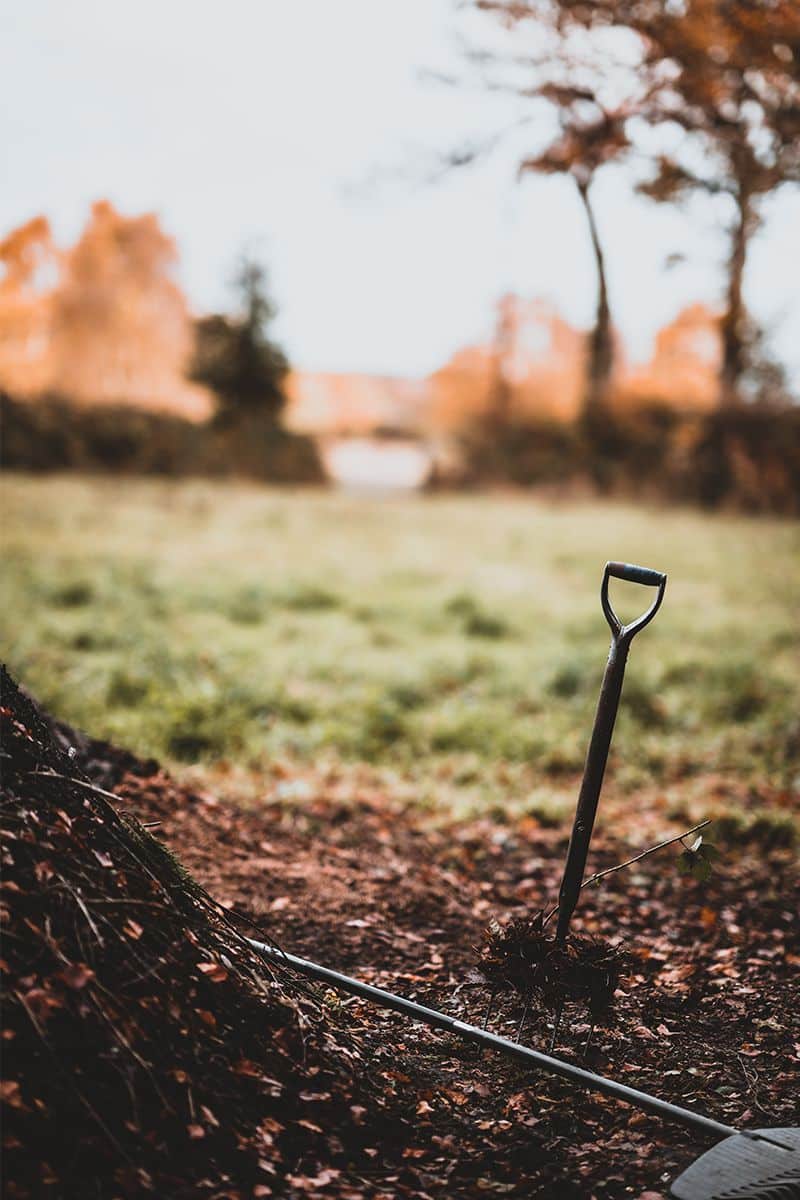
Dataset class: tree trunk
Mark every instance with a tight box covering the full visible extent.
[575,177,614,420]
[719,189,753,407]
[488,293,516,426]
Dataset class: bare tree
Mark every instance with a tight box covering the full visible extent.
[636,0,800,404]
[546,0,800,405]
[517,88,632,417]
[458,1,798,408]
[452,2,657,418]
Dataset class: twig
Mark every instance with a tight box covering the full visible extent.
[28,771,125,807]
[30,771,187,913]
[59,879,105,947]
[549,999,565,1053]
[516,997,530,1043]
[543,820,710,925]
[579,819,711,892]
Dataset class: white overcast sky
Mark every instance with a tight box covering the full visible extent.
[1,0,798,380]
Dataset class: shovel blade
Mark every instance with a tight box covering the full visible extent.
[670,1127,800,1199]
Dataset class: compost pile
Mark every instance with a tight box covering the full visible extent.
[0,667,408,1199]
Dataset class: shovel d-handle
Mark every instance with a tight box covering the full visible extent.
[602,562,667,640]
[555,562,667,943]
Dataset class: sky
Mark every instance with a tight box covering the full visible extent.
[1,0,798,380]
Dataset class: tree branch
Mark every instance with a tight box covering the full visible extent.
[579,819,710,891]
[543,819,711,925]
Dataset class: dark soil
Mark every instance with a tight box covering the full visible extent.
[2,668,798,1198]
[1,669,409,1199]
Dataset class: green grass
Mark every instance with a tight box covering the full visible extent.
[2,475,798,816]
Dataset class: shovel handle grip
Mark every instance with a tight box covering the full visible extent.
[601,561,667,641]
[606,561,665,588]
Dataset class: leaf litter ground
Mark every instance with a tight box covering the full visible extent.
[2,668,798,1199]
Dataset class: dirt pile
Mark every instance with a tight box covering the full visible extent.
[0,666,406,1199]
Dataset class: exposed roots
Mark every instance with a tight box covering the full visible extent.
[477,911,626,1021]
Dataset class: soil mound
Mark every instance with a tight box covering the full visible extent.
[0,666,401,1198]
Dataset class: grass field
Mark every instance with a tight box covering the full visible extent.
[2,474,798,830]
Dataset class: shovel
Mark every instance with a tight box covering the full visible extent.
[243,561,800,1197]
[555,560,667,941]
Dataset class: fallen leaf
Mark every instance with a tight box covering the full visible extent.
[59,963,95,990]
[197,961,228,983]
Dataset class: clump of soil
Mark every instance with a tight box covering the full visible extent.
[478,912,625,1019]
[0,666,405,1198]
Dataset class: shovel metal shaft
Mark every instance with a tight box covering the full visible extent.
[555,563,667,943]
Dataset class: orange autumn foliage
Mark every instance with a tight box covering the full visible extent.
[0,216,58,397]
[2,203,726,436]
[617,305,721,413]
[427,298,725,434]
[0,202,211,419]
[428,298,586,433]
[283,299,721,438]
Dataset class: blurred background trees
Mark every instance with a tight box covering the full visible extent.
[1,2,797,506]
[190,257,289,427]
[630,0,800,405]
[0,201,206,416]
[446,0,644,420]
[462,0,799,411]
[0,221,321,484]
[517,93,630,422]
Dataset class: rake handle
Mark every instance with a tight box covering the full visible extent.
[249,939,735,1140]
